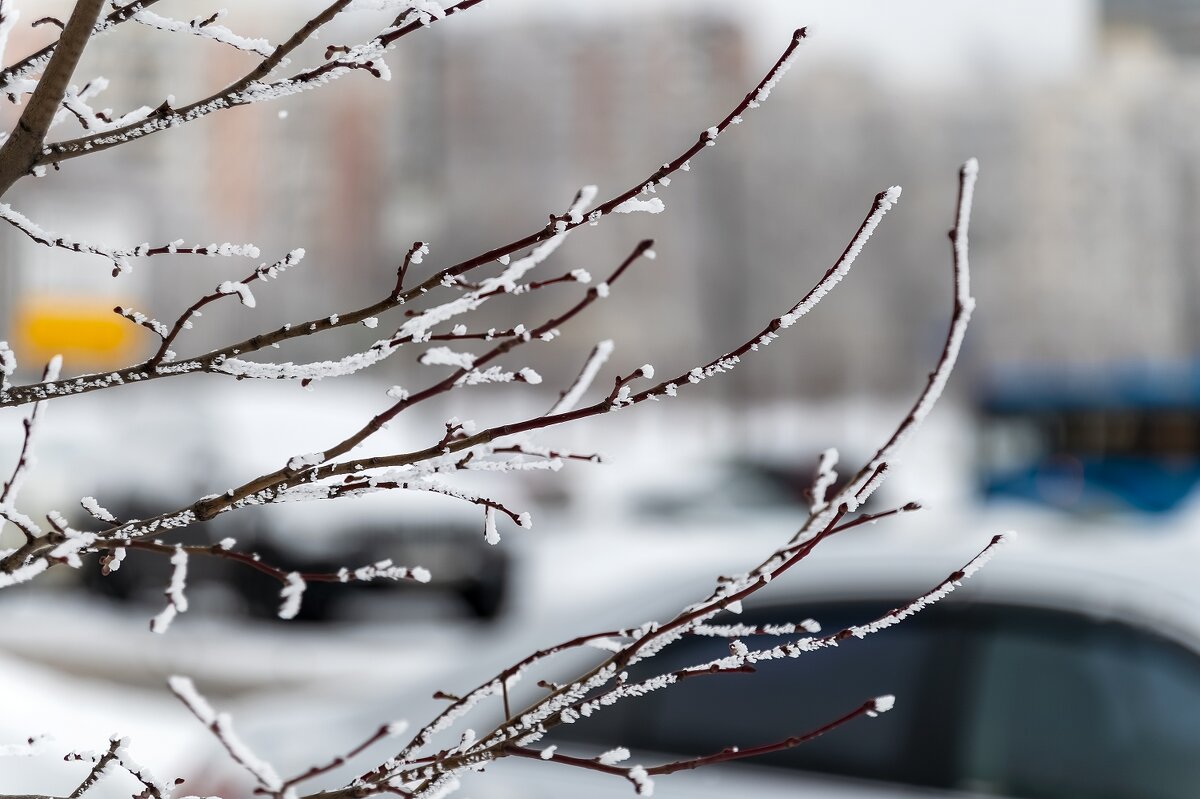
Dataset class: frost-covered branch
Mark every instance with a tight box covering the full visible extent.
[0,357,60,542]
[808,447,838,513]
[148,545,188,633]
[7,140,991,799]
[272,160,988,799]
[505,695,889,793]
[279,721,409,795]
[0,1,167,99]
[0,202,261,275]
[0,0,105,196]
[0,163,890,596]
[168,676,282,793]
[128,8,273,57]
[63,737,122,799]
[0,734,176,799]
[0,15,1004,797]
[547,339,615,415]
[1,28,809,408]
[94,535,433,625]
[324,508,1004,798]
[265,186,896,492]
[786,158,978,549]
[37,1,492,168]
[150,249,305,365]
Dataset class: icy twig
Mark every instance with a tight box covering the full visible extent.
[38,1,492,167]
[129,8,273,57]
[0,357,61,541]
[809,447,838,514]
[506,694,886,791]
[168,676,283,792]
[148,545,188,633]
[117,537,431,597]
[326,162,986,798]
[549,338,614,412]
[191,240,653,522]
[149,249,305,367]
[280,721,409,793]
[0,203,260,275]
[4,28,810,408]
[788,158,979,547]
[291,186,893,488]
[0,0,168,97]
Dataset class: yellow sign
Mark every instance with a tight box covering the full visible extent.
[12,297,140,369]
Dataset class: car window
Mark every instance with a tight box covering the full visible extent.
[958,606,1200,799]
[550,600,982,791]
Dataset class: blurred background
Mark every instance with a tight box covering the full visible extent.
[1,1,1200,797]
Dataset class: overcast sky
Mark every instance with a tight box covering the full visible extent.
[453,0,1098,87]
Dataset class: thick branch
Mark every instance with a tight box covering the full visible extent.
[0,0,105,197]
[0,0,165,95]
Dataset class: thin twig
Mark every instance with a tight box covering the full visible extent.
[507,695,883,780]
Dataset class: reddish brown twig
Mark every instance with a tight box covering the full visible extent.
[507,695,885,786]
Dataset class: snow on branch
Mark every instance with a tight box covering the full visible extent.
[186,239,654,526]
[548,340,614,415]
[0,202,259,275]
[0,14,1006,797]
[663,534,1013,679]
[148,545,188,633]
[786,158,979,548]
[206,196,612,382]
[110,537,433,611]
[0,0,106,195]
[0,734,46,758]
[24,91,890,599]
[351,511,1004,796]
[0,356,60,541]
[298,187,897,492]
[129,8,273,57]
[37,1,488,168]
[278,572,306,620]
[809,447,838,514]
[62,734,173,799]
[268,160,986,798]
[508,693,890,794]
[52,77,158,135]
[0,1,169,98]
[168,675,283,793]
[4,34,804,406]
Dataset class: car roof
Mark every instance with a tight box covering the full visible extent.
[712,524,1200,653]
[517,507,1200,657]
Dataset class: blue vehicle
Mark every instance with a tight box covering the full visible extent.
[976,362,1200,514]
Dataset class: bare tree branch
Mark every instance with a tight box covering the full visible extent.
[0,29,810,409]
[0,0,166,96]
[36,1,496,168]
[0,0,106,197]
[0,10,1001,795]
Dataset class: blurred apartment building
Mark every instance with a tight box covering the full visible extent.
[0,0,1197,399]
